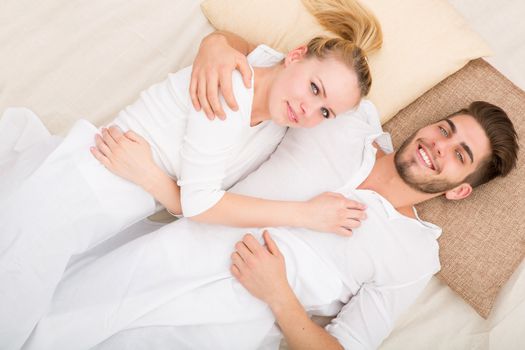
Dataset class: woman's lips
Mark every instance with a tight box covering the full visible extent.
[287,102,298,123]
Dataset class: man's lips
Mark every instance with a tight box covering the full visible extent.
[287,102,298,123]
[417,144,436,170]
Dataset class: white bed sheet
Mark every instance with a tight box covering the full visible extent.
[1,0,523,349]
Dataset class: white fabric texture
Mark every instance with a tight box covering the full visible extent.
[2,1,524,349]
[0,45,285,350]
[25,102,441,350]
[113,44,286,216]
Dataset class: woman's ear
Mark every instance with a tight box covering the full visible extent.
[445,183,473,200]
[284,45,308,66]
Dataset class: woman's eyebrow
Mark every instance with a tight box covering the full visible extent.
[317,77,337,116]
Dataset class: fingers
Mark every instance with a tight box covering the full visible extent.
[262,231,281,256]
[325,192,367,210]
[100,127,118,149]
[107,125,124,139]
[90,146,111,168]
[231,233,267,268]
[230,251,246,272]
[219,70,237,115]
[197,74,214,120]
[95,134,111,156]
[207,73,225,120]
[344,199,367,211]
[230,264,241,278]
[335,226,354,237]
[190,68,201,111]
[236,57,252,89]
[234,240,254,263]
[241,234,263,254]
[124,130,143,143]
[346,208,367,221]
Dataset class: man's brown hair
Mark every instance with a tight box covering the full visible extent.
[457,101,519,187]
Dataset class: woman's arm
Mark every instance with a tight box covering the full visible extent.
[231,232,344,350]
[92,126,366,234]
[193,191,366,236]
[91,126,182,215]
[190,31,256,119]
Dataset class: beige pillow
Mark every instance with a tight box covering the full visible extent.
[0,0,214,135]
[201,0,492,123]
[383,59,525,318]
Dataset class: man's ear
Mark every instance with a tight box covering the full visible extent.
[284,45,308,66]
[445,183,473,200]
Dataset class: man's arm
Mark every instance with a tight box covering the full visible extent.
[232,232,436,350]
[190,31,256,119]
[231,232,344,350]
[270,288,344,350]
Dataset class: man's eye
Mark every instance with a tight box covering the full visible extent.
[321,107,330,119]
[311,82,319,95]
[456,150,464,163]
[439,126,448,137]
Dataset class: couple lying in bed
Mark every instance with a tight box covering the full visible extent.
[0,0,519,349]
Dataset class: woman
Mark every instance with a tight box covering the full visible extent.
[0,0,382,348]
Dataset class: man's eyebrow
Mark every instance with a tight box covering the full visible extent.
[318,77,337,117]
[461,142,474,163]
[444,118,457,133]
[444,118,473,163]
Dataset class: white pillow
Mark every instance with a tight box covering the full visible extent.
[230,100,390,199]
[201,0,491,123]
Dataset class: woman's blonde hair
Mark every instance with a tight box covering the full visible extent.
[301,0,383,96]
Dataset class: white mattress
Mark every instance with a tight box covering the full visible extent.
[1,0,523,348]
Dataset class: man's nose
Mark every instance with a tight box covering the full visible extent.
[433,138,453,157]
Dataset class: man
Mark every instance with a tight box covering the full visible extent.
[23,91,518,349]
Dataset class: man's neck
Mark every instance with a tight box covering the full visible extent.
[357,150,439,215]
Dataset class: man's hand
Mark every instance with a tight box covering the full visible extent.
[190,32,252,120]
[231,231,289,306]
[303,192,367,236]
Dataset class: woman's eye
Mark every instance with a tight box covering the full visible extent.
[456,150,464,163]
[439,126,448,137]
[311,82,319,95]
[321,107,330,119]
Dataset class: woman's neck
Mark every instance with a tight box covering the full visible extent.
[250,65,282,126]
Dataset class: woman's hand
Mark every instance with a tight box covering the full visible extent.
[190,32,253,120]
[303,192,367,236]
[231,231,290,306]
[90,126,159,189]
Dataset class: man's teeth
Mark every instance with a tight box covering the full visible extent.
[419,147,433,169]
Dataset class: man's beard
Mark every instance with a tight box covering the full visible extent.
[394,132,462,194]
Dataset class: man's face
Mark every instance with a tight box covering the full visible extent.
[394,114,492,194]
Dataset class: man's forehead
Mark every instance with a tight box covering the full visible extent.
[449,114,492,162]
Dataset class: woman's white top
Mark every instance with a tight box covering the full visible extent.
[113,45,287,216]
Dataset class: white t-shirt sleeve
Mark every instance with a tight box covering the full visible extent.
[326,275,433,350]
[247,44,284,66]
[177,70,252,217]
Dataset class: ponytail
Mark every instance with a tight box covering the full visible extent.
[302,0,382,55]
[301,0,383,96]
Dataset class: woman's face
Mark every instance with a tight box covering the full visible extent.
[268,47,361,128]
